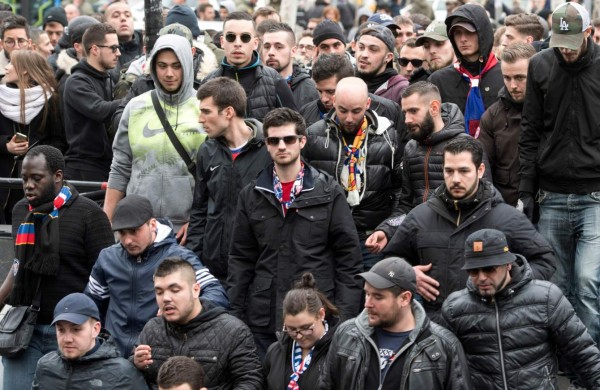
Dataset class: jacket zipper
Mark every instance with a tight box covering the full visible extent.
[494,299,509,390]
[400,339,435,389]
[454,200,461,226]
[422,146,432,203]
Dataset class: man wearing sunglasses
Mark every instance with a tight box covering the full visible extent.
[201,12,297,122]
[228,108,362,359]
[442,229,600,390]
[0,15,31,83]
[397,38,426,80]
[383,137,555,323]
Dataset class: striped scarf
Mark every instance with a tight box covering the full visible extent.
[287,320,329,390]
[340,118,368,206]
[273,162,305,214]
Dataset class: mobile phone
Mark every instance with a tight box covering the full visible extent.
[14,133,28,143]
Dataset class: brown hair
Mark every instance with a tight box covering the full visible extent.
[504,13,544,41]
[501,42,536,63]
[283,273,339,318]
[157,356,205,389]
[322,5,341,23]
[197,77,247,117]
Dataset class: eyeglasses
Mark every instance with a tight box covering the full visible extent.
[265,135,302,146]
[3,38,29,48]
[283,324,315,338]
[398,57,424,67]
[467,265,499,277]
[225,32,252,43]
[298,44,315,51]
[96,44,121,53]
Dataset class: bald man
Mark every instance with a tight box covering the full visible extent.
[303,77,402,271]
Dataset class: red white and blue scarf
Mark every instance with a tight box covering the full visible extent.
[273,162,305,215]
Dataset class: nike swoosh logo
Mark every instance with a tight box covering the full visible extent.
[210,165,220,172]
[143,122,165,138]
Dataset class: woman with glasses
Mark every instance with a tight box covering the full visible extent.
[0,50,66,223]
[264,272,340,390]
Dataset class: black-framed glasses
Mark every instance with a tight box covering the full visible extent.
[265,135,302,146]
[96,44,121,53]
[398,57,424,67]
[467,265,499,277]
[282,324,315,338]
[3,38,29,48]
[225,32,252,43]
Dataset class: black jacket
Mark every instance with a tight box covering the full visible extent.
[63,59,122,176]
[290,64,320,109]
[442,257,600,389]
[318,301,473,390]
[384,180,556,322]
[264,315,339,390]
[109,30,144,82]
[428,4,503,116]
[478,86,522,206]
[186,119,272,280]
[520,38,600,195]
[135,299,264,390]
[302,109,402,235]
[228,164,363,334]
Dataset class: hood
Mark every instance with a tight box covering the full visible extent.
[290,63,311,88]
[424,102,465,145]
[167,299,227,335]
[446,4,494,64]
[71,58,110,79]
[245,118,265,141]
[356,6,373,19]
[149,34,195,105]
[466,254,533,300]
[194,39,219,82]
[497,86,523,110]
[60,336,121,363]
[355,300,430,341]
[56,48,79,75]
[433,179,501,212]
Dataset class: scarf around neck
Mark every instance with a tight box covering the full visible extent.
[340,118,369,206]
[454,54,498,136]
[0,85,51,125]
[287,320,329,390]
[273,162,305,214]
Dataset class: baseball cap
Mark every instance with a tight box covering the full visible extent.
[550,2,591,50]
[416,20,449,46]
[367,13,400,31]
[43,7,68,28]
[462,229,517,270]
[159,23,193,46]
[449,20,476,35]
[52,293,100,325]
[357,24,395,53]
[111,194,154,231]
[357,257,417,293]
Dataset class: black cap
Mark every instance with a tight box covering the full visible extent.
[313,19,346,46]
[52,293,100,325]
[462,229,517,270]
[357,257,416,292]
[43,7,68,28]
[68,16,100,45]
[111,194,154,231]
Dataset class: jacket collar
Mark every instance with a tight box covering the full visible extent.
[355,300,430,344]
[255,162,316,194]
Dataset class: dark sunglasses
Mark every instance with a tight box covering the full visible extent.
[398,57,424,67]
[96,44,120,53]
[225,32,253,43]
[467,265,499,277]
[265,135,302,146]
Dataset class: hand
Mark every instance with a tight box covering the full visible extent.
[519,192,534,221]
[414,264,440,302]
[365,231,388,254]
[6,135,28,156]
[133,344,153,370]
[176,222,189,246]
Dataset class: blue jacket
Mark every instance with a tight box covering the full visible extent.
[85,220,228,357]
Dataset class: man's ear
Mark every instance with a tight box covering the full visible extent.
[477,162,485,179]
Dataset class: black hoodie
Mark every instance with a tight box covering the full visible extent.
[428,4,504,115]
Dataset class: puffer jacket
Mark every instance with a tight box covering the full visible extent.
[186,119,272,280]
[318,301,473,390]
[302,109,402,235]
[32,336,147,389]
[228,164,363,334]
[290,64,320,109]
[85,220,228,357]
[477,86,522,206]
[384,180,556,322]
[135,299,264,390]
[264,315,340,390]
[442,257,600,389]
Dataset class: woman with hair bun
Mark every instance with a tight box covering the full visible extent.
[264,272,340,390]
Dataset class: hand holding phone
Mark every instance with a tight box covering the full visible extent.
[14,132,28,143]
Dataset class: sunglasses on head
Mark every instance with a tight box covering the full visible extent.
[467,265,499,277]
[398,57,424,67]
[225,32,253,43]
[265,135,302,146]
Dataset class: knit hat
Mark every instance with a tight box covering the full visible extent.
[550,2,590,50]
[166,5,201,38]
[68,16,100,45]
[43,7,68,28]
[357,24,395,53]
[159,23,193,46]
[416,20,448,46]
[462,229,517,270]
[313,19,346,46]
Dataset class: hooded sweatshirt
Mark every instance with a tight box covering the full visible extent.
[108,35,206,228]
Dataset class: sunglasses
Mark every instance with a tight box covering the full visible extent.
[467,265,499,277]
[398,57,424,67]
[265,135,302,146]
[96,44,120,53]
[225,32,253,43]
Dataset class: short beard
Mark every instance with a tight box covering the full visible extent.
[408,111,435,143]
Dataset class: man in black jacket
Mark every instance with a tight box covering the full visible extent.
[228,108,362,359]
[186,77,271,284]
[520,2,600,350]
[384,137,555,323]
[442,229,600,390]
[319,257,473,390]
[133,258,264,390]
[63,23,123,181]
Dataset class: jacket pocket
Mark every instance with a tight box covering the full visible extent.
[408,345,448,388]
[295,206,329,243]
[247,276,273,328]
[249,206,280,243]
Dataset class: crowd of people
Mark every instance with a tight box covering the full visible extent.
[1,0,600,388]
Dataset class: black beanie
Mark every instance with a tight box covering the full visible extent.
[166,5,202,38]
[313,19,346,46]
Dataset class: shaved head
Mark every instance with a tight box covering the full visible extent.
[335,77,369,103]
[334,77,371,134]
